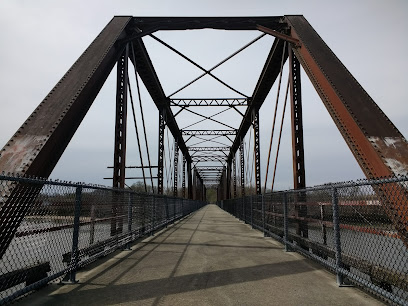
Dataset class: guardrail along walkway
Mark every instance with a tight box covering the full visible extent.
[20,204,381,305]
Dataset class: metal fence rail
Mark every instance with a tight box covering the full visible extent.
[219,176,408,305]
[0,175,205,304]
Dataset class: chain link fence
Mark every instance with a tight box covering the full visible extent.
[0,175,205,304]
[219,176,408,305]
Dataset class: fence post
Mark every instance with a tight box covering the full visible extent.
[332,187,344,285]
[283,192,290,252]
[151,196,155,236]
[165,196,169,227]
[250,195,253,228]
[262,194,265,236]
[124,192,133,250]
[175,198,177,219]
[243,197,246,223]
[69,186,82,283]
[89,203,96,245]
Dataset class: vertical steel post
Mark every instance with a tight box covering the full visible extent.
[89,203,95,245]
[125,192,133,250]
[69,186,82,283]
[192,168,197,200]
[157,110,165,194]
[239,139,245,197]
[182,156,186,198]
[243,197,246,223]
[283,192,290,252]
[174,138,179,197]
[112,45,129,236]
[187,161,193,199]
[250,195,254,228]
[151,196,155,236]
[320,204,327,245]
[332,187,344,285]
[173,197,176,219]
[233,156,237,198]
[253,111,261,195]
[226,160,231,199]
[165,196,169,226]
[262,194,265,236]
[289,45,308,241]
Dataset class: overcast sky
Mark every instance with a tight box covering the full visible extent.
[0,0,407,191]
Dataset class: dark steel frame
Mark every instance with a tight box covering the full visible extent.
[1,15,407,255]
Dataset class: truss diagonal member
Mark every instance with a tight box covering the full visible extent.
[0,17,133,259]
[180,107,232,129]
[286,15,408,245]
[188,135,229,147]
[181,107,235,130]
[149,34,249,98]
[168,33,266,97]
[256,25,300,47]
[264,41,287,192]
[127,78,147,192]
[130,37,191,163]
[130,43,155,193]
[227,38,288,164]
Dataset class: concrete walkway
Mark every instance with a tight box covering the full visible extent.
[20,204,383,305]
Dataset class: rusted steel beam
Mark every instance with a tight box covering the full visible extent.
[289,46,308,239]
[253,111,261,195]
[256,25,300,47]
[174,138,179,197]
[111,46,129,236]
[286,15,408,245]
[129,16,284,32]
[113,46,129,190]
[157,111,165,195]
[0,17,132,259]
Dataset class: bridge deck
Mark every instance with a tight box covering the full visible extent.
[19,204,382,305]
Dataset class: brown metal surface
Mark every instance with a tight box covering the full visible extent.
[113,46,129,190]
[256,25,300,46]
[0,17,131,258]
[289,46,308,239]
[286,15,408,244]
[111,46,129,236]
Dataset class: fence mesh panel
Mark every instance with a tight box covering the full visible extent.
[220,176,408,305]
[0,175,205,304]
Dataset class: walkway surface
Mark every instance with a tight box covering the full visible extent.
[20,204,382,306]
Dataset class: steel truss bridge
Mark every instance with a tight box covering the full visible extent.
[1,15,408,259]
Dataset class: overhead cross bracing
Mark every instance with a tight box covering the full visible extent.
[1,15,408,256]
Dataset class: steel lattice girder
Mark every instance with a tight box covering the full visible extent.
[182,130,237,136]
[188,147,230,152]
[170,98,248,106]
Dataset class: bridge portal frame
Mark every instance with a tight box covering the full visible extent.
[1,16,408,258]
